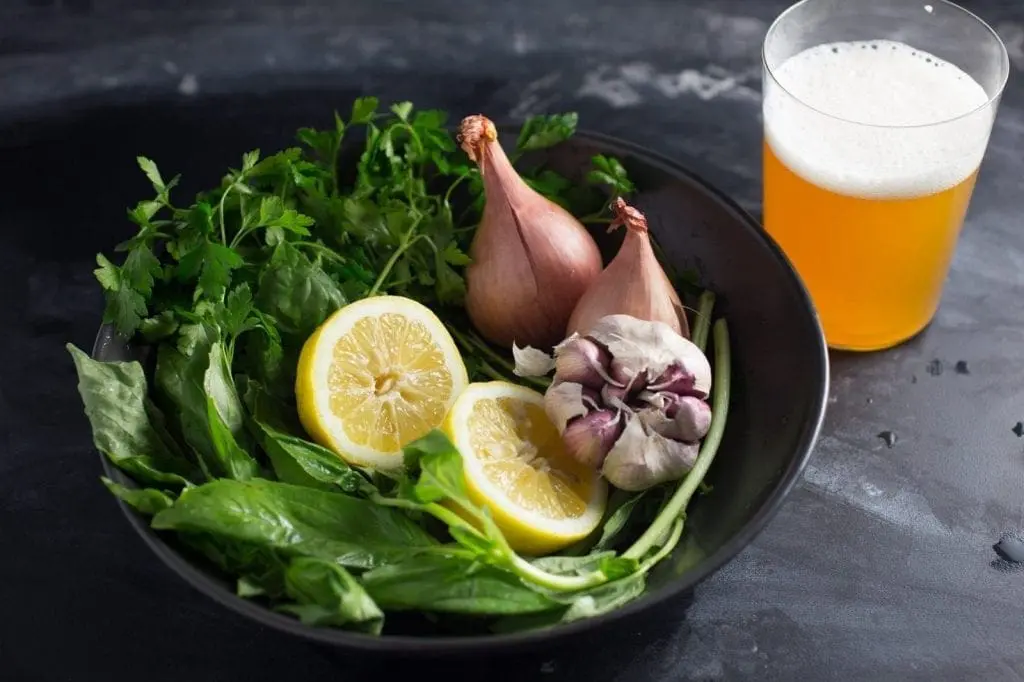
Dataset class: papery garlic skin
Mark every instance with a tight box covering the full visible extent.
[587,315,711,397]
[543,381,590,432]
[512,343,556,377]
[601,416,699,492]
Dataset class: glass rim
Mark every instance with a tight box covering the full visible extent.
[762,0,1010,130]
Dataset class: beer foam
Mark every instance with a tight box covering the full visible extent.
[763,40,993,198]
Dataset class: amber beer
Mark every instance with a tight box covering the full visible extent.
[762,38,997,351]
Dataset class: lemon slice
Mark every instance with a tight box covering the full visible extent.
[443,381,608,555]
[295,295,469,470]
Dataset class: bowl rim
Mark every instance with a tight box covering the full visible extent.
[93,127,829,654]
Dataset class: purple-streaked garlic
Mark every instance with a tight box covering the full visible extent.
[562,410,625,468]
[515,314,714,490]
[553,337,611,389]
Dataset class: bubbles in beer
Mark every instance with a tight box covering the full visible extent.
[763,40,992,199]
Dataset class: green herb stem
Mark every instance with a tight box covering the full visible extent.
[445,324,550,390]
[623,318,731,561]
[444,174,468,205]
[506,553,608,592]
[637,517,684,574]
[375,491,605,593]
[293,241,347,264]
[690,290,715,353]
[368,224,424,296]
[475,359,510,383]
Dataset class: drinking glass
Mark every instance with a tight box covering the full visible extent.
[762,0,1009,351]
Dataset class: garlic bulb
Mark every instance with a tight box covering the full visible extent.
[515,314,713,491]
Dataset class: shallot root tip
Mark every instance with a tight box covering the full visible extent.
[457,114,498,163]
[609,197,648,235]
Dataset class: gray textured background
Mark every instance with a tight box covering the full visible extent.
[2,0,1023,680]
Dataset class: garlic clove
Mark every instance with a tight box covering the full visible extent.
[562,410,624,468]
[636,405,674,435]
[607,359,636,388]
[601,415,699,491]
[553,337,611,388]
[543,381,590,432]
[669,396,712,442]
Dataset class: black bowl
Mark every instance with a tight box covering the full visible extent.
[89,97,828,657]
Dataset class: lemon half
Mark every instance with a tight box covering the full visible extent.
[443,381,608,555]
[296,295,469,470]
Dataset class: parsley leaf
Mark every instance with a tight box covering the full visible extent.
[587,154,636,196]
[351,97,379,125]
[178,241,244,301]
[94,248,163,336]
[516,113,579,151]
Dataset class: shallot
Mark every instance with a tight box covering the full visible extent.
[567,198,689,339]
[458,115,603,349]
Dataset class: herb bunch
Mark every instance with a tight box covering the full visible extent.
[68,98,729,636]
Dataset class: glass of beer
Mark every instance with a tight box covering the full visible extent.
[762,0,1009,351]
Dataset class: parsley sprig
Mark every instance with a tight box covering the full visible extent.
[94,98,634,387]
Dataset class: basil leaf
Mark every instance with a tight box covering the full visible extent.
[361,555,558,615]
[152,479,438,569]
[67,344,199,486]
[180,533,288,598]
[401,430,470,504]
[155,332,259,480]
[279,557,383,633]
[252,418,368,494]
[101,477,175,515]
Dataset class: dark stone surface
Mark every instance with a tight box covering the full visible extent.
[2,0,1023,680]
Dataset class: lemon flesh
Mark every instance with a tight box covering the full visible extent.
[296,296,468,469]
[444,382,607,555]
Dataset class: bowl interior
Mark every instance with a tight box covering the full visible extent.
[49,88,827,652]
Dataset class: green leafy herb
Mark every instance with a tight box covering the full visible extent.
[280,557,384,633]
[151,478,440,569]
[253,242,346,339]
[102,477,176,515]
[515,113,579,152]
[71,99,736,637]
[154,332,259,480]
[68,344,198,486]
[362,555,559,615]
[252,419,369,494]
[588,154,636,196]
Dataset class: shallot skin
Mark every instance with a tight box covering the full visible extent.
[460,115,603,349]
[566,197,689,339]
